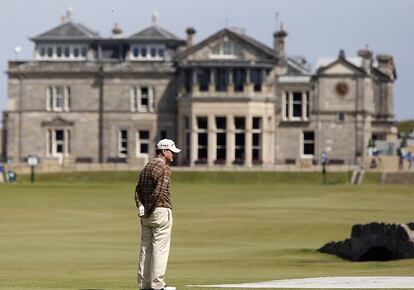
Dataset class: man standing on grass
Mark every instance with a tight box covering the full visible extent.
[134,139,181,290]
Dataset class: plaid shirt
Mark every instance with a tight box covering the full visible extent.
[134,158,172,216]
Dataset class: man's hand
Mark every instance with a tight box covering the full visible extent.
[138,205,145,217]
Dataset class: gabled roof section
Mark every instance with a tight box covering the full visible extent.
[176,28,277,61]
[129,25,182,41]
[31,21,99,41]
[316,50,366,75]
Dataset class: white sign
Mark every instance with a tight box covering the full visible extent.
[27,155,39,167]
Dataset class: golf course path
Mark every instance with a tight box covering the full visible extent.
[188,276,414,288]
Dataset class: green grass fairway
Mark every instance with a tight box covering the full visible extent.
[0,172,413,290]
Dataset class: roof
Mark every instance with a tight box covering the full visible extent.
[288,56,311,74]
[315,56,363,70]
[316,51,366,75]
[176,28,277,61]
[176,28,311,74]
[31,21,99,41]
[129,25,183,41]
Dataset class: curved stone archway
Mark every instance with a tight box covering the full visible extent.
[319,222,414,261]
[358,246,393,261]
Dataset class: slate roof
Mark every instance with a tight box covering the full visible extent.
[31,21,99,41]
[129,25,182,41]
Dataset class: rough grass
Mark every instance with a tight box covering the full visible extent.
[0,172,412,290]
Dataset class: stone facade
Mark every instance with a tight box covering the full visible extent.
[1,14,397,168]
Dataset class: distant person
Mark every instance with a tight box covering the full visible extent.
[397,148,404,170]
[407,152,413,171]
[134,139,181,290]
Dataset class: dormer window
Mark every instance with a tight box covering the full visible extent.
[36,44,88,60]
[222,42,233,55]
[129,44,165,60]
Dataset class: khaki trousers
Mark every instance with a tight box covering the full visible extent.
[138,207,173,289]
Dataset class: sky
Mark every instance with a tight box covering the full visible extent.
[0,0,413,121]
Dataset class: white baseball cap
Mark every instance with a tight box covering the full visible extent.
[156,139,181,153]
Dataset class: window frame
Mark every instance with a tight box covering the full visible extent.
[210,41,237,59]
[234,116,246,162]
[118,129,128,158]
[46,129,70,157]
[196,116,208,162]
[129,44,166,61]
[252,117,262,163]
[36,44,87,61]
[302,131,315,158]
[215,116,227,162]
[136,130,150,157]
[131,86,155,112]
[46,86,70,112]
[282,90,310,122]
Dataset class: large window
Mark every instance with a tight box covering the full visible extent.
[252,117,262,163]
[215,69,229,92]
[131,86,155,112]
[292,92,302,118]
[196,117,208,162]
[302,131,315,157]
[47,129,70,157]
[137,130,150,157]
[197,69,210,92]
[283,91,310,121]
[215,117,226,163]
[250,69,263,92]
[234,117,245,163]
[47,86,70,112]
[118,129,128,157]
[130,44,165,60]
[233,69,245,92]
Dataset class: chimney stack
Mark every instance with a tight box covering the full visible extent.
[111,22,123,38]
[273,21,287,65]
[376,54,396,80]
[357,46,373,74]
[152,11,160,26]
[186,27,196,48]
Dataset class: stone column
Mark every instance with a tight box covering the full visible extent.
[208,115,215,167]
[227,69,234,93]
[260,69,266,93]
[192,69,199,94]
[208,69,215,93]
[244,68,253,95]
[245,116,252,167]
[190,114,198,166]
[226,115,234,166]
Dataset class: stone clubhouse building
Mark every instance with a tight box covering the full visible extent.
[2,11,397,169]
